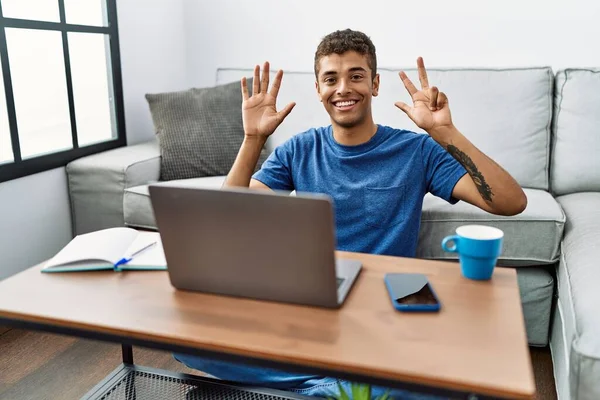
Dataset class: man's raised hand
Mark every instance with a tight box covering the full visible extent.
[394,57,453,135]
[241,61,296,139]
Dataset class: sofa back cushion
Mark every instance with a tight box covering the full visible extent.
[146,80,268,181]
[218,67,553,190]
[551,69,600,195]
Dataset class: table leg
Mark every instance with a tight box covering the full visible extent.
[122,344,134,364]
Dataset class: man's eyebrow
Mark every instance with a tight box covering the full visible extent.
[348,67,368,73]
[321,70,338,77]
[321,67,368,77]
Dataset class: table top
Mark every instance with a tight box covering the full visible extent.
[0,252,535,399]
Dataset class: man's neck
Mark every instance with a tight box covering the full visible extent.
[332,120,379,146]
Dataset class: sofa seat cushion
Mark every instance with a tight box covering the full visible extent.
[417,188,565,266]
[127,183,564,267]
[124,176,227,229]
[554,192,600,400]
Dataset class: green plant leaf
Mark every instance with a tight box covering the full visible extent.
[336,381,351,400]
[351,382,371,399]
[327,382,394,400]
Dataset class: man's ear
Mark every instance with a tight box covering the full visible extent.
[372,74,380,97]
[315,81,323,102]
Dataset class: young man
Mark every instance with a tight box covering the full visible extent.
[175,30,527,398]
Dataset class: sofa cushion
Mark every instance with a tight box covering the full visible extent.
[417,188,565,266]
[145,80,268,181]
[551,69,600,196]
[554,192,600,400]
[124,176,227,230]
[218,67,553,190]
[127,180,563,268]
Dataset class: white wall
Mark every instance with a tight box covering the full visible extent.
[117,0,188,144]
[183,0,600,88]
[0,168,72,280]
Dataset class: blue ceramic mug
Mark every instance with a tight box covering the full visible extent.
[441,225,504,280]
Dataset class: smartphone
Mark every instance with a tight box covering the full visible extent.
[384,273,441,312]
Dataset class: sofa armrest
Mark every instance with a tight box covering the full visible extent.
[66,138,161,235]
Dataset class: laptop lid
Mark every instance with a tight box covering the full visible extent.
[149,185,344,308]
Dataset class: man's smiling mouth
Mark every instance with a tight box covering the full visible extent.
[334,100,358,110]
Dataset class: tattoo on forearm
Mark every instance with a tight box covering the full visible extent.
[447,145,494,202]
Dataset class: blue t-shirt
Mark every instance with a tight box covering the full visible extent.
[253,124,467,257]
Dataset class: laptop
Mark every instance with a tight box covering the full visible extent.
[148,185,362,308]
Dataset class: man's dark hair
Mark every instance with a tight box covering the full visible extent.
[314,29,377,80]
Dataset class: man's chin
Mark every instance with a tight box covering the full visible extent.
[335,121,359,129]
[331,117,362,129]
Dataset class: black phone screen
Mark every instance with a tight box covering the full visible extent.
[386,273,439,306]
[395,282,438,305]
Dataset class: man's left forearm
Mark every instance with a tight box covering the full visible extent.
[430,125,527,215]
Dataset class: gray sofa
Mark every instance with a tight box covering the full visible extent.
[66,67,600,400]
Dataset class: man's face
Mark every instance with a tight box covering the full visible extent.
[315,51,379,129]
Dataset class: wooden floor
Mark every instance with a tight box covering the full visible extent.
[0,327,557,400]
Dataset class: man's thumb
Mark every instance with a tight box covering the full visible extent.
[394,101,411,114]
[278,102,296,121]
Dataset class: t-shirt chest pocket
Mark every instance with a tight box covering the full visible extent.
[363,184,407,229]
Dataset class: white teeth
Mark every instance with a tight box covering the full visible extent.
[335,100,356,107]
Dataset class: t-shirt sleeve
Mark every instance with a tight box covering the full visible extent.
[251,140,295,191]
[422,136,467,204]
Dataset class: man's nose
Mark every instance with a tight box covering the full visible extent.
[336,79,351,95]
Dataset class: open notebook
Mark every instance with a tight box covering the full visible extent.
[42,227,166,273]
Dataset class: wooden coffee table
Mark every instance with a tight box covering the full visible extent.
[0,251,535,399]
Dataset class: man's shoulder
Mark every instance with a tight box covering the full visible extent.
[378,124,416,136]
[377,125,428,144]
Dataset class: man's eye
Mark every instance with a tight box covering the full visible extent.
[352,74,363,80]
[324,78,336,84]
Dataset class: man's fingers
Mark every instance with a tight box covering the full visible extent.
[241,77,249,101]
[417,57,429,89]
[253,65,260,94]
[277,102,296,121]
[437,91,448,109]
[270,69,284,98]
[429,87,439,110]
[260,61,270,94]
[394,101,411,115]
[399,71,418,97]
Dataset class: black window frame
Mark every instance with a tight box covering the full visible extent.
[0,0,126,183]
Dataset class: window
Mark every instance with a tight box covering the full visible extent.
[0,0,125,182]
